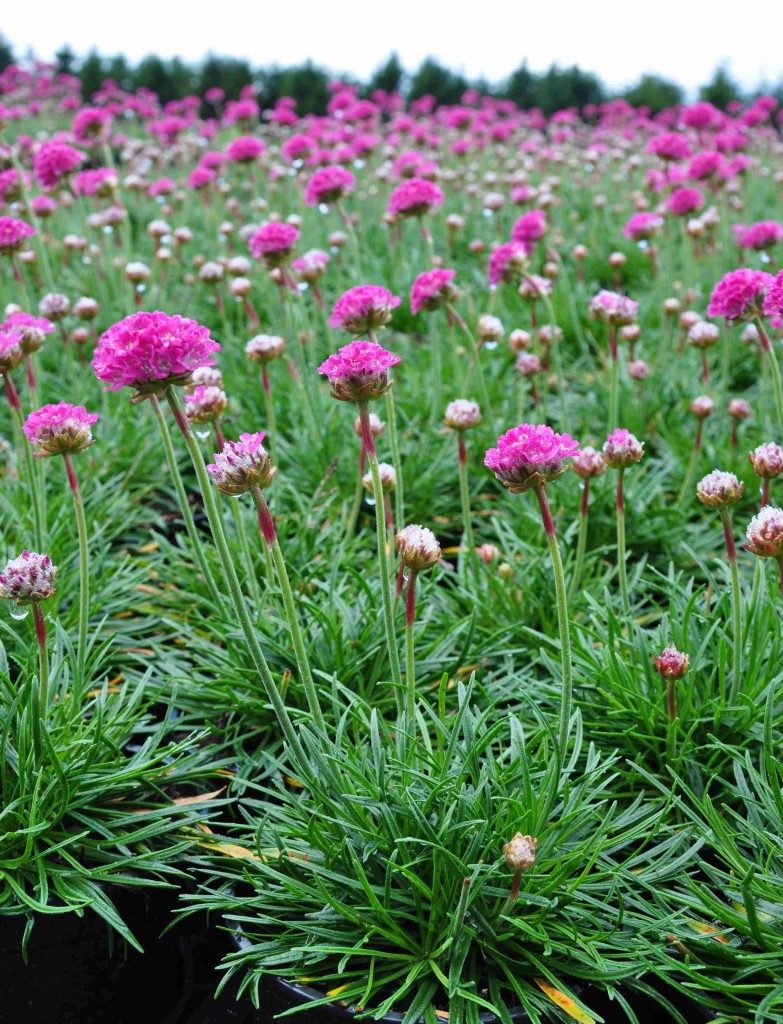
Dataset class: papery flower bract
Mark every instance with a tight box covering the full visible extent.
[0,550,57,605]
[602,429,645,468]
[23,402,99,457]
[485,423,580,494]
[92,311,220,398]
[707,269,774,322]
[749,442,783,480]
[410,268,459,313]
[329,286,400,334]
[206,431,274,496]
[0,216,35,255]
[745,506,783,558]
[318,340,401,403]
[388,177,444,218]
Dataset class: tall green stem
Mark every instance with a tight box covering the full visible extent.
[616,468,631,616]
[456,434,475,574]
[720,507,743,704]
[756,319,783,435]
[164,388,312,777]
[5,373,44,549]
[404,568,419,727]
[384,389,404,533]
[448,304,495,433]
[63,454,89,687]
[250,486,325,733]
[533,484,573,754]
[358,402,403,696]
[33,602,49,720]
[567,483,590,603]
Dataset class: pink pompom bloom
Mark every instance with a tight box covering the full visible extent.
[0,550,57,605]
[602,429,645,468]
[745,506,783,558]
[653,646,690,680]
[206,432,274,496]
[329,285,400,334]
[225,135,265,163]
[488,242,528,286]
[738,221,783,252]
[484,423,580,494]
[1,313,54,354]
[667,187,704,217]
[292,249,329,283]
[23,402,99,456]
[511,210,547,247]
[623,212,663,241]
[388,177,444,218]
[646,132,692,162]
[0,330,24,372]
[92,311,220,398]
[0,216,35,255]
[410,268,459,313]
[31,195,57,218]
[304,165,356,206]
[749,442,783,480]
[187,166,216,191]
[184,385,228,424]
[33,140,85,190]
[588,290,639,326]
[763,270,783,319]
[707,269,775,322]
[72,106,111,143]
[688,151,724,181]
[248,222,300,266]
[318,339,401,403]
[72,167,118,198]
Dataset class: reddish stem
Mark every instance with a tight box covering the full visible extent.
[666,678,677,724]
[357,403,377,458]
[762,480,770,507]
[255,490,277,546]
[616,469,625,515]
[3,372,20,410]
[25,354,36,392]
[63,451,79,494]
[534,483,556,537]
[721,508,737,561]
[33,600,47,649]
[581,480,590,517]
[457,433,467,465]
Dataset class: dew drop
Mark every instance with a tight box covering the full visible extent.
[10,606,29,620]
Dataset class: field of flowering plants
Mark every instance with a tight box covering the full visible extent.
[2,62,783,1024]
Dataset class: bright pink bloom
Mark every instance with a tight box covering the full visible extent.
[0,216,35,254]
[667,187,704,216]
[0,330,24,372]
[304,165,355,206]
[488,242,528,286]
[292,249,329,282]
[738,221,783,252]
[72,167,117,197]
[745,506,783,558]
[763,270,783,319]
[511,210,546,247]
[23,402,99,456]
[185,385,228,424]
[72,106,111,143]
[207,432,273,496]
[248,222,299,266]
[602,429,645,468]
[623,212,663,241]
[0,550,57,605]
[92,311,220,395]
[187,166,216,191]
[484,423,580,493]
[329,286,400,334]
[646,133,692,162]
[707,269,774,321]
[318,340,401,403]
[1,313,54,354]
[31,195,57,217]
[410,268,458,314]
[687,151,723,181]
[226,135,265,163]
[588,290,639,325]
[388,177,444,218]
[33,140,84,190]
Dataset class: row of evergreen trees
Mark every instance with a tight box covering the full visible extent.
[0,38,773,117]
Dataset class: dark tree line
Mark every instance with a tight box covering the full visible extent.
[0,38,778,117]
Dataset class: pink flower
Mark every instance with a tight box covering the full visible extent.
[329,285,400,334]
[511,210,547,247]
[184,385,228,423]
[484,423,580,493]
[304,165,356,206]
[0,550,57,605]
[72,168,117,198]
[588,290,639,325]
[318,340,401,403]
[92,311,220,397]
[602,429,645,468]
[225,135,265,163]
[388,177,444,218]
[410,268,459,314]
[745,506,783,558]
[763,270,783,319]
[687,151,723,181]
[623,212,663,241]
[33,140,84,190]
[488,242,528,286]
[0,330,24,372]
[72,106,111,143]
[738,221,783,252]
[707,269,774,321]
[0,313,54,354]
[646,133,692,162]
[187,166,216,191]
[0,216,35,255]
[206,432,274,495]
[248,222,300,266]
[667,187,704,217]
[653,646,690,680]
[292,249,329,282]
[23,402,99,456]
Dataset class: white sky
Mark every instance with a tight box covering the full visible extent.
[4,0,783,96]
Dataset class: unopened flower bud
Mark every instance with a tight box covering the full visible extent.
[745,506,783,558]
[653,645,690,681]
[690,396,715,419]
[503,833,537,872]
[696,469,744,509]
[749,442,783,480]
[444,399,481,430]
[363,463,396,492]
[571,446,606,479]
[396,524,441,570]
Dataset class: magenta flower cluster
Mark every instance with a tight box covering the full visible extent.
[0,216,35,255]
[33,140,85,190]
[410,268,458,314]
[330,285,400,334]
[304,165,356,206]
[387,178,444,217]
[318,340,401,403]
[484,423,580,493]
[707,269,775,321]
[248,222,300,264]
[23,402,99,457]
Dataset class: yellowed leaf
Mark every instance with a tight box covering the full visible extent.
[533,979,595,1024]
[171,787,226,807]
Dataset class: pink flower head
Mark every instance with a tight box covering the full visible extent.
[33,140,84,190]
[410,268,459,314]
[763,270,783,320]
[72,106,111,143]
[0,330,24,372]
[488,242,528,286]
[707,269,774,322]
[248,222,300,267]
[72,168,118,198]
[738,221,783,252]
[511,210,547,247]
[745,506,783,558]
[484,423,580,493]
[667,187,704,217]
[225,135,265,163]
[304,165,356,206]
[187,166,216,191]
[696,469,744,509]
[688,151,724,181]
[588,290,639,326]
[292,249,329,283]
[206,431,274,496]
[92,311,220,399]
[749,442,783,480]
[31,195,57,218]
[318,339,401,403]
[602,428,645,468]
[0,216,35,255]
[623,212,663,242]
[185,385,228,424]
[23,402,99,457]
[0,550,57,605]
[388,177,444,218]
[646,132,692,162]
[653,646,690,681]
[0,313,54,354]
[329,285,400,334]
[571,446,606,479]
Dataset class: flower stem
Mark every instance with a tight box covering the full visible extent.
[404,568,419,726]
[756,319,783,435]
[616,468,631,616]
[63,453,89,687]
[261,366,278,466]
[448,304,495,432]
[457,434,475,573]
[250,486,325,733]
[164,388,312,778]
[384,389,405,532]
[567,482,590,603]
[720,507,743,704]
[149,395,224,608]
[359,402,403,698]
[33,602,49,717]
[607,328,619,434]
[533,484,572,754]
